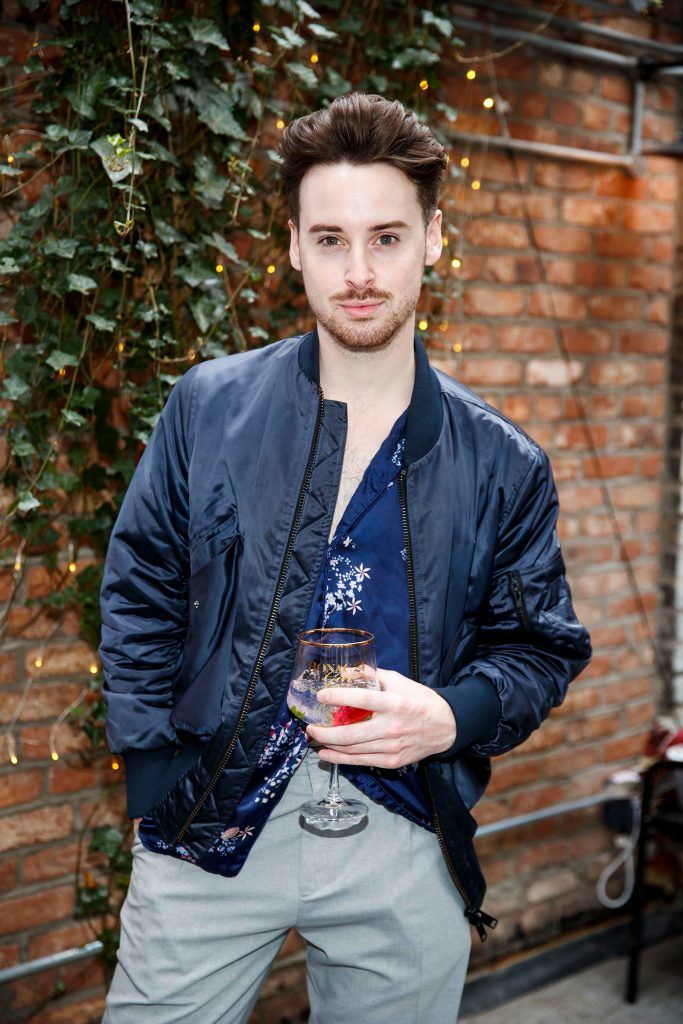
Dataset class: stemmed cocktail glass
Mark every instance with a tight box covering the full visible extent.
[286,628,379,830]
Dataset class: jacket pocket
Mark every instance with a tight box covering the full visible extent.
[170,526,243,737]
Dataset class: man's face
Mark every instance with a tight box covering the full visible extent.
[289,162,442,352]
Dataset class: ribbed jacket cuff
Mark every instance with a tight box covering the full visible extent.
[431,677,501,759]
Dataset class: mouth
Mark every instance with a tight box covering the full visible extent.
[339,301,385,318]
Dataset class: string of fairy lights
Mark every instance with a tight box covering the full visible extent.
[2,11,556,769]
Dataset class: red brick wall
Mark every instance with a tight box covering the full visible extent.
[1,4,681,1021]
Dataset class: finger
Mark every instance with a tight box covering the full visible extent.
[317,687,389,711]
[317,749,407,768]
[306,720,380,745]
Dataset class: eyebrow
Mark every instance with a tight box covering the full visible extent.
[307,220,410,234]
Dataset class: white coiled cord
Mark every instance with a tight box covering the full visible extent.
[596,795,642,909]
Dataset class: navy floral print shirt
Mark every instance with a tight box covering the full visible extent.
[138,404,433,873]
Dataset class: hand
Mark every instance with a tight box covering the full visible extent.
[305,667,456,769]
[133,817,141,836]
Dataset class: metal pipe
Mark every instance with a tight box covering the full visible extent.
[629,77,646,159]
[477,792,614,837]
[459,0,683,58]
[450,12,639,69]
[0,789,625,986]
[447,129,637,171]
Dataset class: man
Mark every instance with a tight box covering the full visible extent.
[100,92,591,1023]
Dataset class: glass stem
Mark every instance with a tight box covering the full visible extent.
[326,763,343,805]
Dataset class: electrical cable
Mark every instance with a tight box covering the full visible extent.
[596,795,642,908]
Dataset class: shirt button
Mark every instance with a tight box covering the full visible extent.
[193,600,200,608]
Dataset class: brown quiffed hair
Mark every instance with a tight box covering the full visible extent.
[278,92,447,230]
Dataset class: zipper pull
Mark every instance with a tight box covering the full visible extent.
[466,906,499,942]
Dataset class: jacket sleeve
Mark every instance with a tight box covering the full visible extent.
[99,367,199,809]
[434,445,592,759]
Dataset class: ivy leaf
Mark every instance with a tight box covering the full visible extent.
[391,47,441,70]
[61,409,87,428]
[129,117,148,133]
[297,1,322,18]
[85,313,117,332]
[194,153,229,208]
[11,438,37,457]
[89,825,124,859]
[46,350,79,371]
[2,374,31,401]
[154,218,183,245]
[45,125,92,152]
[63,68,111,120]
[43,238,79,259]
[74,385,99,410]
[288,62,318,89]
[188,18,230,50]
[422,10,454,38]
[309,23,339,40]
[67,273,97,293]
[0,257,21,274]
[189,294,225,333]
[91,136,142,184]
[435,101,459,123]
[16,492,41,513]
[0,311,18,325]
[271,26,307,49]
[190,83,249,140]
[206,232,241,265]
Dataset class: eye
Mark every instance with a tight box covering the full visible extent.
[319,236,341,247]
[377,234,398,245]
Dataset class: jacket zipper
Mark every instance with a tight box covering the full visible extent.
[508,570,532,633]
[173,386,326,844]
[398,468,498,943]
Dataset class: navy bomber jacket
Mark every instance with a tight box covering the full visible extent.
[99,328,592,940]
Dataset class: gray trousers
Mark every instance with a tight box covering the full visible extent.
[103,749,472,1024]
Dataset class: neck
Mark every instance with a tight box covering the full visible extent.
[317,320,416,413]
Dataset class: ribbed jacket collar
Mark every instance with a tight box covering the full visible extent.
[297,325,443,466]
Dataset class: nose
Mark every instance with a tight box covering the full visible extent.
[344,244,375,294]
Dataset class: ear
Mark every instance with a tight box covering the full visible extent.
[288,218,302,272]
[424,209,443,268]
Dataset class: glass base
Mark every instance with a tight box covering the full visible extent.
[299,796,368,831]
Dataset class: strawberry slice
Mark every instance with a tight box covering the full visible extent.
[331,706,373,726]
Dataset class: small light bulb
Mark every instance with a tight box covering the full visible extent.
[483,97,495,109]
[310,54,319,64]
[439,322,448,332]
[32,40,39,47]
[460,157,470,168]
[14,559,22,573]
[252,22,260,32]
[35,657,43,668]
[68,561,77,573]
[7,155,14,164]
[451,257,462,269]
[418,319,428,331]
[111,760,120,771]
[276,119,285,130]
[419,80,429,91]
[267,264,276,274]
[215,263,224,273]
[10,754,18,765]
[117,341,125,352]
[188,349,196,361]
[89,663,98,675]
[442,235,448,246]
[51,751,59,761]
[466,70,476,80]
[452,342,463,353]
[471,180,481,191]
[58,367,66,377]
